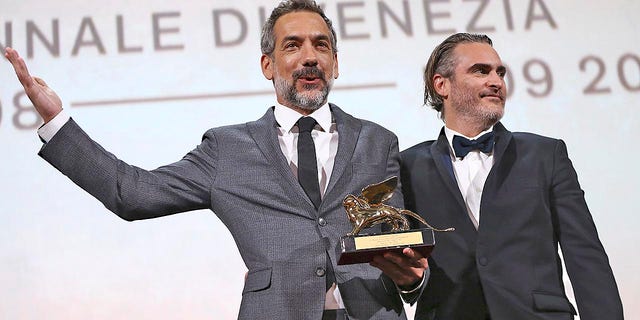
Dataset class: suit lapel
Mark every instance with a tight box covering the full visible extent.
[478,122,515,232]
[324,104,360,200]
[486,122,515,190]
[431,129,479,235]
[248,107,317,212]
[431,129,467,212]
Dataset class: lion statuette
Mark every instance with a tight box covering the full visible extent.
[343,176,454,236]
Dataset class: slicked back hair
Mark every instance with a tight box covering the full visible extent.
[424,33,493,113]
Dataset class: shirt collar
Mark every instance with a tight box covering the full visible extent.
[274,103,332,133]
[444,125,494,159]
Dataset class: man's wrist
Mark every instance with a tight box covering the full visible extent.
[38,109,69,143]
[396,272,426,294]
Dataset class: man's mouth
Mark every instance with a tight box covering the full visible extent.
[294,67,325,86]
[481,92,504,101]
[300,75,320,83]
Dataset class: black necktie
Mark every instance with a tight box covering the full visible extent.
[297,117,321,209]
[298,118,335,292]
[452,132,495,159]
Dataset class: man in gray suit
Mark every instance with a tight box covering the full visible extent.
[5,0,427,319]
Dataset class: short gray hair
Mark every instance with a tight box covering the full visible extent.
[260,0,338,56]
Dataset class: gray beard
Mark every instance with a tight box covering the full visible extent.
[450,85,503,128]
[275,77,332,111]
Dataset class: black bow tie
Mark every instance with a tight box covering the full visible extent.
[452,132,495,159]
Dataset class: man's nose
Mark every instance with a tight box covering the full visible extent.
[301,43,318,67]
[487,71,503,88]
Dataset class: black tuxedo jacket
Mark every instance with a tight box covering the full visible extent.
[400,122,623,320]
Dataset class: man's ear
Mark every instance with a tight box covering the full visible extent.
[433,74,449,98]
[261,54,273,80]
[333,53,339,79]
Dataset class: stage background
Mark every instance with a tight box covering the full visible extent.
[1,0,637,319]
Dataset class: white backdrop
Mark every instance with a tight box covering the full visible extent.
[1,0,638,319]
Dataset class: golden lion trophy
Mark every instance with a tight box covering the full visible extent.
[337,176,454,265]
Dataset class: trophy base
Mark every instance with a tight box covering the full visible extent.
[337,228,435,265]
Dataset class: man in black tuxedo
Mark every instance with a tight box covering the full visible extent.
[400,33,623,320]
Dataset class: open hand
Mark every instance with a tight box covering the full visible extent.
[4,47,62,123]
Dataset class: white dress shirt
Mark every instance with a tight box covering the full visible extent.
[273,103,338,198]
[444,127,495,229]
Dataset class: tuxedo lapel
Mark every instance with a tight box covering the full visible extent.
[324,104,360,200]
[432,129,467,211]
[478,122,515,233]
[431,129,479,236]
[248,107,317,212]
[486,122,515,190]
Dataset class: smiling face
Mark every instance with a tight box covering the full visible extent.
[434,42,507,135]
[260,11,339,115]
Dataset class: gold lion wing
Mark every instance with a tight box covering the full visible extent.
[360,176,398,205]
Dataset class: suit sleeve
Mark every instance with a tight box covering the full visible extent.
[38,118,217,221]
[550,140,623,319]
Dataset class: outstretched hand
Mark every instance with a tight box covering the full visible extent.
[370,247,428,288]
[4,47,62,123]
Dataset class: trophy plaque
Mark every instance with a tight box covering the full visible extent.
[337,176,454,265]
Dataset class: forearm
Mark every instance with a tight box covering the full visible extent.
[39,119,212,220]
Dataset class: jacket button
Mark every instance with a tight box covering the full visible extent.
[318,217,327,226]
[478,257,488,266]
[316,267,326,277]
